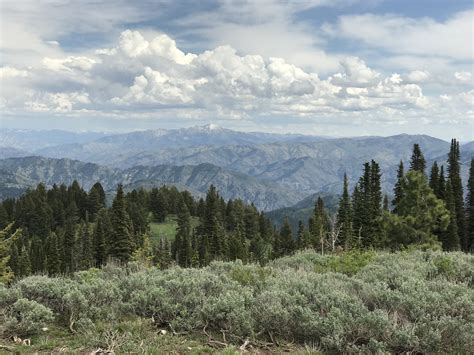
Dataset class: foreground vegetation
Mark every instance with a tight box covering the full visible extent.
[1,249,473,353]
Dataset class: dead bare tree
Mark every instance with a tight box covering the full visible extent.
[327,214,342,252]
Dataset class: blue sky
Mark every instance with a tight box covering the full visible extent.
[0,0,472,140]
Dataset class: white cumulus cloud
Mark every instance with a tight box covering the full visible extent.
[0,29,470,133]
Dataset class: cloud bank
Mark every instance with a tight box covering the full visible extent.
[1,29,471,129]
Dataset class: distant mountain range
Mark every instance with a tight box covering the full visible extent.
[0,125,472,214]
[0,129,110,151]
[0,156,305,211]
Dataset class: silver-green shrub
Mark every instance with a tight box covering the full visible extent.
[2,250,473,352]
[1,298,54,337]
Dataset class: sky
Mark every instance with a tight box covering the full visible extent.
[0,0,473,140]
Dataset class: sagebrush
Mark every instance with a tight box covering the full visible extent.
[1,250,473,353]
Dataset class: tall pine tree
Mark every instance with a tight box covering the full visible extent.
[410,144,426,174]
[437,165,446,200]
[392,160,405,214]
[336,173,353,249]
[383,171,449,249]
[93,209,109,266]
[109,184,132,263]
[447,139,466,250]
[46,232,60,275]
[442,181,460,250]
[63,216,76,273]
[466,159,474,252]
[429,161,440,193]
[0,224,21,283]
[79,213,94,269]
[352,161,382,247]
[174,198,192,267]
[201,185,225,259]
[278,219,295,256]
[310,197,329,251]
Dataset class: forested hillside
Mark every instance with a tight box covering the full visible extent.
[0,157,305,211]
[1,140,473,280]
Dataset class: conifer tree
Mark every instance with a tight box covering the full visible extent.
[175,199,192,266]
[31,183,53,238]
[296,220,305,249]
[465,159,474,251]
[382,171,449,248]
[196,198,206,219]
[431,164,446,242]
[46,232,60,275]
[173,229,182,265]
[87,183,105,219]
[29,236,45,274]
[437,165,446,200]
[259,211,273,244]
[198,233,211,266]
[202,185,225,258]
[442,181,460,250]
[80,213,94,269]
[8,244,19,280]
[369,160,383,244]
[229,227,248,262]
[152,237,172,269]
[18,245,31,277]
[69,180,88,219]
[429,161,440,193]
[66,200,79,224]
[249,233,265,263]
[189,232,199,267]
[0,204,9,229]
[93,209,109,266]
[352,161,382,247]
[392,160,405,213]
[0,223,21,283]
[409,144,426,174]
[91,182,106,206]
[279,219,295,255]
[244,208,260,241]
[150,189,167,223]
[336,174,353,249]
[63,216,76,273]
[255,212,273,263]
[383,195,389,212]
[447,139,465,250]
[311,197,330,251]
[109,184,132,263]
[351,185,363,248]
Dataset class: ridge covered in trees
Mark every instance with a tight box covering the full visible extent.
[0,139,473,280]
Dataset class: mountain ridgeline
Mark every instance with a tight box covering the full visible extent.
[1,126,473,214]
[0,157,305,211]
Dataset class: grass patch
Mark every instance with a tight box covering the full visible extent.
[0,319,226,354]
[149,215,200,243]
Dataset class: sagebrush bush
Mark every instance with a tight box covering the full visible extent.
[2,250,473,353]
[1,298,54,337]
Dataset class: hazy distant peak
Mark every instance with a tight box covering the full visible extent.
[183,124,226,133]
[149,129,169,137]
[204,123,221,131]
